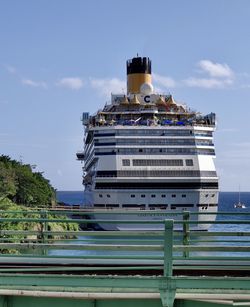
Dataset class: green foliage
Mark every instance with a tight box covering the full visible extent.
[0,200,79,254]
[0,155,78,255]
[0,155,56,207]
[0,161,16,200]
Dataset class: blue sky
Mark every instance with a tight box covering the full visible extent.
[1,0,250,191]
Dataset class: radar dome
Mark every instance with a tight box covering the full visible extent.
[140,82,154,95]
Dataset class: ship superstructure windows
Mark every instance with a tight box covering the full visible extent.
[115,129,194,136]
[122,159,130,166]
[94,138,214,147]
[96,170,217,177]
[95,148,216,156]
[185,159,194,166]
[149,204,168,209]
[93,129,213,137]
[133,159,183,167]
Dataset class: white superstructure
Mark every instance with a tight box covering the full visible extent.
[77,57,219,230]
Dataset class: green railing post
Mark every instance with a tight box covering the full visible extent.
[40,210,48,255]
[183,211,190,258]
[163,219,174,277]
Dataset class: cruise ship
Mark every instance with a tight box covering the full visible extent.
[77,56,219,230]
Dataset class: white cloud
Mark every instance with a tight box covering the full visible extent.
[184,77,233,89]
[182,59,235,89]
[90,78,126,98]
[57,77,84,90]
[198,60,234,78]
[22,78,47,89]
[152,73,176,88]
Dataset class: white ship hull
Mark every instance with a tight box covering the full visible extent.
[92,207,218,231]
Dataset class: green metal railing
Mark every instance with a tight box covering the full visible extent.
[0,209,250,306]
[0,209,250,271]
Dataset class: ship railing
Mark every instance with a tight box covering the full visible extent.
[0,209,250,276]
[89,121,215,128]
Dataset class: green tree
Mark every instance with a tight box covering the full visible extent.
[0,155,56,207]
[0,161,16,201]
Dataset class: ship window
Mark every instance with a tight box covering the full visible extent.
[122,159,130,166]
[149,204,168,209]
[205,194,209,197]
[107,194,111,198]
[131,194,135,198]
[182,194,186,198]
[133,159,183,167]
[161,194,166,198]
[99,194,103,198]
[197,204,209,207]
[201,206,208,210]
[212,194,215,197]
[141,194,146,198]
[151,194,156,198]
[106,204,119,208]
[122,204,144,208]
[185,159,193,166]
[94,204,105,208]
[172,194,176,198]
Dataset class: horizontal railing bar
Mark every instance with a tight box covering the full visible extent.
[175,256,250,261]
[0,243,163,251]
[190,240,250,243]
[0,254,163,260]
[0,266,163,273]
[189,231,250,236]
[174,245,250,252]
